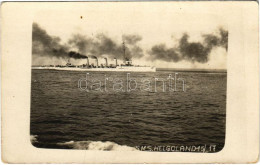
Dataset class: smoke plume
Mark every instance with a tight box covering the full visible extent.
[122,34,143,60]
[68,51,87,59]
[90,55,97,59]
[32,23,87,60]
[68,33,144,60]
[32,22,227,65]
[68,34,93,55]
[148,28,228,63]
[32,23,68,58]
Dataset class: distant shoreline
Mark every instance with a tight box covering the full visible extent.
[156,68,227,73]
[31,66,227,73]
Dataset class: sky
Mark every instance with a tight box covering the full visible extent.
[32,3,228,69]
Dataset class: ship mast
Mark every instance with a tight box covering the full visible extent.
[122,41,126,64]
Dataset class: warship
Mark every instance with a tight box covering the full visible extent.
[32,41,156,72]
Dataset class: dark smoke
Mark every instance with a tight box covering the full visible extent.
[148,28,228,63]
[68,33,144,60]
[219,28,228,51]
[203,27,228,51]
[32,23,87,60]
[32,23,69,58]
[179,33,211,63]
[33,22,227,64]
[68,51,87,59]
[68,34,93,55]
[92,34,122,58]
[122,34,143,60]
[90,55,97,59]
[149,44,180,62]
[122,34,142,45]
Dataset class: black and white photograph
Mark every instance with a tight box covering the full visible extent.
[2,2,259,163]
[29,3,228,153]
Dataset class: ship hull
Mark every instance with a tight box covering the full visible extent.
[32,66,156,72]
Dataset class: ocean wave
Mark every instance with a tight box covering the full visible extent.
[57,140,137,151]
[30,135,38,143]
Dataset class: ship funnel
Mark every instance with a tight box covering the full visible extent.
[96,58,99,67]
[104,58,108,67]
[86,57,89,67]
[114,58,117,66]
[90,55,98,67]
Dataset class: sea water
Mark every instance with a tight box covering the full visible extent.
[30,69,226,152]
